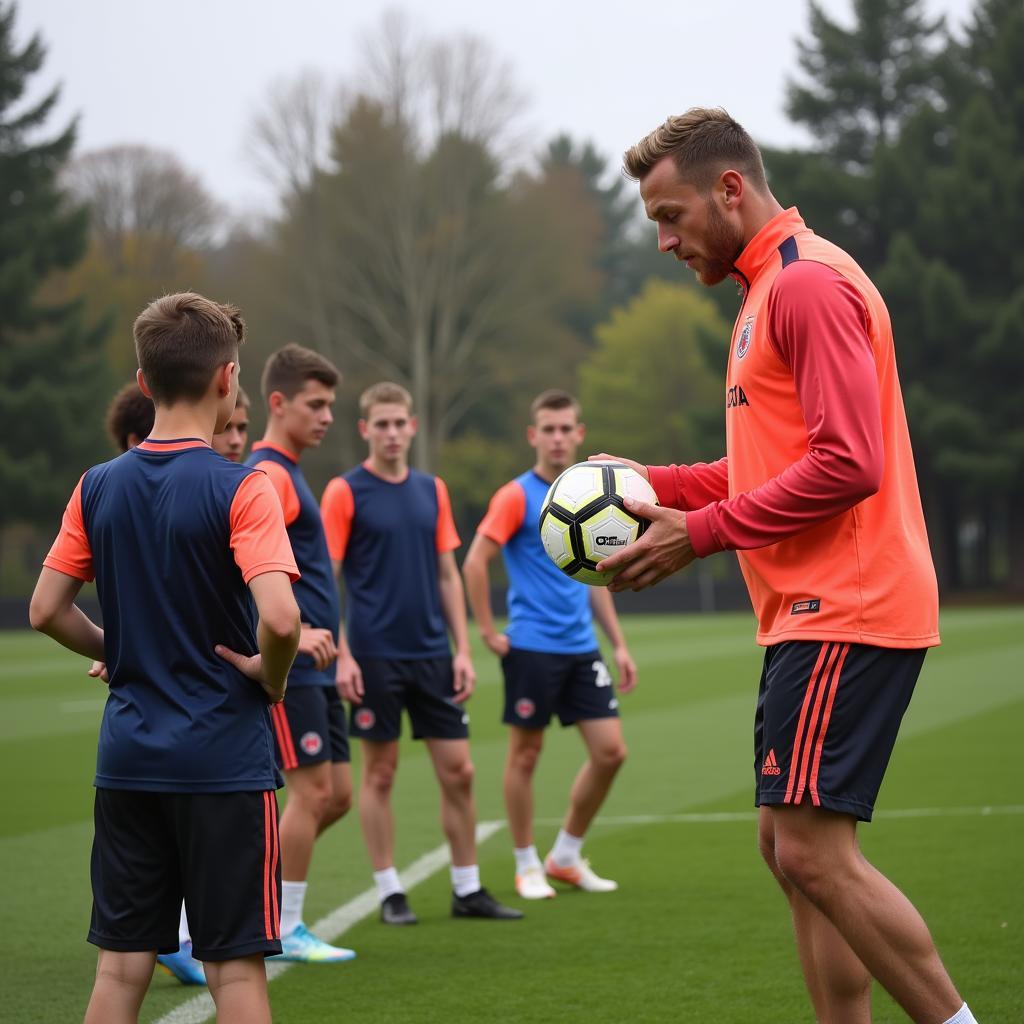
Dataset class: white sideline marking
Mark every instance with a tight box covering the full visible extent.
[154,820,504,1024]
[537,804,1024,827]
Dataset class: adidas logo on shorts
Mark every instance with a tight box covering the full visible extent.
[762,749,782,776]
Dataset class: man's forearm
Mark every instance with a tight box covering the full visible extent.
[463,559,498,640]
[590,589,625,648]
[257,619,300,701]
[439,576,472,654]
[36,604,105,662]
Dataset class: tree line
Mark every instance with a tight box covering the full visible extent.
[1,0,1021,596]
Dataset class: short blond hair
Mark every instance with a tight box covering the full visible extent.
[530,388,580,422]
[360,381,413,418]
[623,107,768,193]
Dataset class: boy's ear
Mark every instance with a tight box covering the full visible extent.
[217,361,236,397]
[136,368,153,399]
[268,391,288,416]
[357,418,369,440]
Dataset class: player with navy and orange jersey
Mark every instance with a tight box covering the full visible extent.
[321,381,522,924]
[462,389,636,900]
[105,382,154,453]
[212,385,251,462]
[595,109,977,1024]
[245,344,356,964]
[30,292,301,1024]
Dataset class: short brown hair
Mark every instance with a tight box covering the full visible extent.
[359,381,413,418]
[133,292,244,405]
[530,388,580,421]
[235,385,251,409]
[261,343,340,401]
[623,107,768,193]
[106,382,155,453]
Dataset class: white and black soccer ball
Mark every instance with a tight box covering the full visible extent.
[538,460,658,586]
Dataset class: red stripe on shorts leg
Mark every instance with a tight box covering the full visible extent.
[793,643,842,804]
[783,642,831,804]
[262,792,274,941]
[272,704,299,770]
[808,644,851,807]
[269,793,281,938]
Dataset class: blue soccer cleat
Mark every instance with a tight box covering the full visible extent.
[157,939,207,985]
[270,922,357,963]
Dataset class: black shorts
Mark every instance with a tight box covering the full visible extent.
[89,788,281,961]
[270,685,350,770]
[501,648,619,730]
[754,641,925,822]
[350,657,469,742]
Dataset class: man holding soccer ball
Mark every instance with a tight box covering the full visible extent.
[596,108,977,1024]
[463,389,636,900]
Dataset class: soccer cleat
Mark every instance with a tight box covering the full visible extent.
[380,892,418,926]
[156,940,206,985]
[544,855,619,893]
[515,865,556,900]
[452,887,524,920]
[270,922,357,962]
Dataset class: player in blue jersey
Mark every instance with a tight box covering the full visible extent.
[212,385,250,462]
[321,381,522,924]
[246,344,357,963]
[31,292,301,1024]
[463,389,637,900]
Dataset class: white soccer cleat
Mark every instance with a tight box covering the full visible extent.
[544,855,618,893]
[515,865,556,900]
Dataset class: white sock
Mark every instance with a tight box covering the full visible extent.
[374,867,403,902]
[450,863,481,898]
[550,829,584,867]
[514,845,542,874]
[280,880,307,936]
[941,1005,978,1024]
[178,902,191,945]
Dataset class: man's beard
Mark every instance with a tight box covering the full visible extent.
[693,199,744,286]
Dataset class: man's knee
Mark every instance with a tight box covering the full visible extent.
[364,761,397,798]
[773,832,836,903]
[510,741,542,776]
[590,740,627,773]
[323,784,353,825]
[441,756,475,793]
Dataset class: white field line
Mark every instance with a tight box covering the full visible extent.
[536,804,1024,827]
[154,820,504,1024]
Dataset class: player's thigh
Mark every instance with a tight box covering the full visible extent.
[556,651,620,728]
[501,648,563,729]
[405,657,470,741]
[507,724,546,766]
[424,736,474,789]
[178,791,282,962]
[349,659,405,742]
[89,789,180,953]
[755,641,925,822]
[575,715,627,766]
[270,685,338,771]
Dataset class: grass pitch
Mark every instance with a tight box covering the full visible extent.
[1,607,1021,1022]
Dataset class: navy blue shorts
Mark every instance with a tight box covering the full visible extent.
[754,641,925,822]
[89,788,282,961]
[270,685,350,770]
[501,648,619,730]
[351,657,469,742]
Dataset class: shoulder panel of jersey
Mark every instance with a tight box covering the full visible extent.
[248,444,301,526]
[321,475,355,562]
[478,478,527,546]
[434,475,460,552]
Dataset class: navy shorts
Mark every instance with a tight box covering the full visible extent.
[754,641,925,822]
[501,648,619,730]
[270,684,350,770]
[89,788,282,961]
[351,657,469,742]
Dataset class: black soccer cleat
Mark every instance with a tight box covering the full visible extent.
[451,887,524,920]
[381,892,418,925]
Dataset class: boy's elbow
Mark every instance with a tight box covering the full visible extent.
[28,592,56,633]
[264,603,301,643]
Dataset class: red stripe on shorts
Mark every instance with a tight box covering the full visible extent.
[808,644,850,806]
[262,792,274,940]
[792,643,842,804]
[783,642,831,804]
[271,703,298,770]
[268,793,280,937]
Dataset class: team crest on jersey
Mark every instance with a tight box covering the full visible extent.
[300,731,323,756]
[354,708,376,731]
[736,316,755,359]
[515,698,536,719]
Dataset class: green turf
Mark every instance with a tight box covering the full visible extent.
[1,609,1021,1022]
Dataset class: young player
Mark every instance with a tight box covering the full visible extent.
[212,386,250,462]
[105,382,154,452]
[598,108,977,1024]
[30,292,301,1024]
[462,390,637,900]
[245,345,355,963]
[321,382,522,924]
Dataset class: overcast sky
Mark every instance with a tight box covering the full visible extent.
[22,0,976,218]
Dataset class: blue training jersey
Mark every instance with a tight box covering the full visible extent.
[478,469,597,654]
[246,443,340,687]
[321,464,461,660]
[43,438,299,793]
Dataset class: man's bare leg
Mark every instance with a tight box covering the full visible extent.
[425,738,477,867]
[83,950,154,1024]
[771,803,963,1023]
[359,741,400,870]
[205,954,271,1024]
[562,717,627,837]
[503,727,545,848]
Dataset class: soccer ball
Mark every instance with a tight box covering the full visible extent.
[539,460,658,586]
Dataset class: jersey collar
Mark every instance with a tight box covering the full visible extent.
[252,440,299,463]
[731,207,807,292]
[137,438,210,452]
